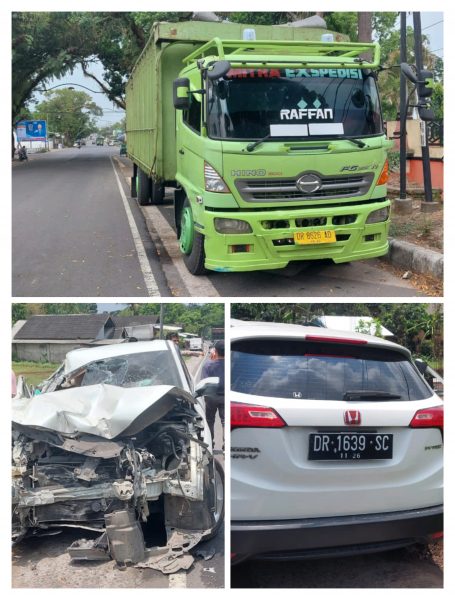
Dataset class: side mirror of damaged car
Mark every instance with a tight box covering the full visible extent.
[195,376,222,397]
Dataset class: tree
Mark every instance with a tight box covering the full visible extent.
[33,89,102,145]
[12,304,28,324]
[12,12,90,123]
[119,303,224,336]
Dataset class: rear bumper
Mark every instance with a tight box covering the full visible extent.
[231,505,443,561]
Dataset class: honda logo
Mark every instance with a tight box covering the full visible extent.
[344,410,361,425]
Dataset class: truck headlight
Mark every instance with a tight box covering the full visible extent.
[214,218,253,234]
[366,206,390,224]
[204,162,230,193]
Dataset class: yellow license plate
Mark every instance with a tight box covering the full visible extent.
[294,230,337,245]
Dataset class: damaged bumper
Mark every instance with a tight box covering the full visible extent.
[12,383,224,573]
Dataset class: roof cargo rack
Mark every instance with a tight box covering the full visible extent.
[183,38,380,69]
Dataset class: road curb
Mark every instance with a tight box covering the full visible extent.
[385,238,443,280]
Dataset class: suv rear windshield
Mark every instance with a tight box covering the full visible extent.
[231,339,432,401]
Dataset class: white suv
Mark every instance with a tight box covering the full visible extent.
[230,321,443,563]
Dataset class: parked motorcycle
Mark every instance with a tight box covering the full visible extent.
[18,146,27,161]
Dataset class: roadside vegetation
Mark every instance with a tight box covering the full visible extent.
[12,360,59,387]
[231,303,443,372]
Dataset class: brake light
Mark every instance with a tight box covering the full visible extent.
[409,405,443,430]
[231,402,286,430]
[430,531,443,540]
[305,335,367,345]
[376,160,389,186]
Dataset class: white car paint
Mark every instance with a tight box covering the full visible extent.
[231,321,443,522]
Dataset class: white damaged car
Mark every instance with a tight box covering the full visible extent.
[12,340,224,573]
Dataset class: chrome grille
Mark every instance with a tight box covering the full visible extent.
[235,172,374,203]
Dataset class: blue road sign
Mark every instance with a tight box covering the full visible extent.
[17,120,47,142]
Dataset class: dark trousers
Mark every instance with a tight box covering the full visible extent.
[205,398,225,446]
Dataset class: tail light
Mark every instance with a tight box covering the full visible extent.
[409,405,443,431]
[231,402,286,430]
[430,531,443,540]
[376,160,389,186]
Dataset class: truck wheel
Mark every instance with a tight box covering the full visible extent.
[202,458,224,541]
[150,180,165,205]
[137,169,150,205]
[179,198,207,275]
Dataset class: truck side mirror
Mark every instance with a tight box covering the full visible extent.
[173,78,190,110]
[418,106,435,122]
[206,60,231,81]
[415,358,428,375]
[401,63,418,84]
[417,69,435,98]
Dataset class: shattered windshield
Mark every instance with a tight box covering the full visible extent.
[207,67,383,140]
[61,351,183,390]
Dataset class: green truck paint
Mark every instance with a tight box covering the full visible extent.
[126,21,392,275]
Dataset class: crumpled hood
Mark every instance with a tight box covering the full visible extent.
[12,384,195,440]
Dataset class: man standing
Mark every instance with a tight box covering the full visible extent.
[201,341,225,447]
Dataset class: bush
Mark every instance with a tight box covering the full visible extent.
[388,150,400,173]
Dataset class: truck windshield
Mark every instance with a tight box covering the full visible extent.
[207,68,383,140]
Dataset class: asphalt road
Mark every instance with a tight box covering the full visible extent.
[13,148,424,298]
[231,543,443,588]
[12,146,169,297]
[12,348,225,589]
[143,190,423,298]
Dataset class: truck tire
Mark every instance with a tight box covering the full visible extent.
[179,198,207,275]
[150,180,165,205]
[137,169,150,205]
[202,458,224,541]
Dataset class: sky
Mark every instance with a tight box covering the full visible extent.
[30,11,443,128]
[405,12,443,59]
[32,61,126,129]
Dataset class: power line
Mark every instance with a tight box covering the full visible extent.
[422,19,443,31]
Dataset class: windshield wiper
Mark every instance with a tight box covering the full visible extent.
[333,136,367,148]
[343,390,402,401]
[244,134,272,153]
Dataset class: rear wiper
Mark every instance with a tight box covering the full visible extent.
[245,134,272,153]
[343,390,402,401]
[333,136,366,148]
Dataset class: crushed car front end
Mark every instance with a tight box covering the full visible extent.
[12,342,224,574]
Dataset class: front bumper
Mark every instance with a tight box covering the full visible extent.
[231,505,443,561]
[200,199,390,272]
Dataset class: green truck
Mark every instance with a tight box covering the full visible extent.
[126,21,393,275]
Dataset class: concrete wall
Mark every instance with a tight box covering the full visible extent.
[13,343,81,364]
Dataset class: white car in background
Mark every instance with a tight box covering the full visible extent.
[230,321,443,563]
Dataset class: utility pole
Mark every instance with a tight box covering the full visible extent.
[159,304,165,339]
[399,12,407,199]
[358,12,373,61]
[413,12,434,205]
